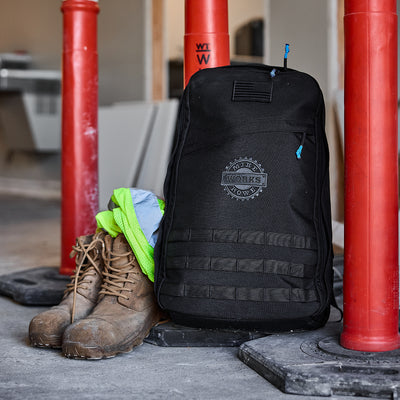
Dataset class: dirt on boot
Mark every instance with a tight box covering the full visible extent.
[29,231,106,348]
[62,234,163,360]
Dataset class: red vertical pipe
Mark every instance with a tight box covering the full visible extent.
[184,0,230,87]
[341,0,400,351]
[60,0,99,275]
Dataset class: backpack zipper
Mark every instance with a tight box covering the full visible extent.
[296,132,307,159]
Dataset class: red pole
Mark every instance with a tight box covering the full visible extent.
[60,0,99,275]
[341,0,400,351]
[184,0,230,87]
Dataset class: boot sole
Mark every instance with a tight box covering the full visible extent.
[29,332,62,349]
[62,335,145,360]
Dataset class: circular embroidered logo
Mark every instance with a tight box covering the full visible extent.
[220,157,268,201]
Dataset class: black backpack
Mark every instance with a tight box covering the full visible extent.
[154,64,333,332]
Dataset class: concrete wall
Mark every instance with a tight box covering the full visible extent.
[0,0,329,102]
[0,0,149,105]
[97,1,149,104]
[268,0,328,97]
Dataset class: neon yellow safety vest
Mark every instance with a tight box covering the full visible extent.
[95,188,165,282]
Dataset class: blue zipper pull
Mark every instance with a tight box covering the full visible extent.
[296,132,306,159]
[284,43,290,70]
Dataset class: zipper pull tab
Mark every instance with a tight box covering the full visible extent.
[296,132,306,159]
[270,68,277,78]
[284,43,290,70]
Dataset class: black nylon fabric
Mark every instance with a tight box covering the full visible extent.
[167,256,315,278]
[154,64,333,331]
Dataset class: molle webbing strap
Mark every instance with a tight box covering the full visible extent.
[161,283,317,303]
[168,229,317,250]
[167,256,314,279]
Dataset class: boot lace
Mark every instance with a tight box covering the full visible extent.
[98,248,140,300]
[66,234,104,323]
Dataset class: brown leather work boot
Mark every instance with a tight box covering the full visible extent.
[62,234,163,360]
[29,231,106,348]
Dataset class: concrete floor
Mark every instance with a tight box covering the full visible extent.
[0,194,369,400]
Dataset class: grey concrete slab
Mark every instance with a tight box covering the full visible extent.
[0,194,368,400]
[0,295,363,400]
[98,102,155,210]
[135,99,179,198]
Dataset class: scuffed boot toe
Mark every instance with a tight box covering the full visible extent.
[62,319,125,360]
[29,308,70,348]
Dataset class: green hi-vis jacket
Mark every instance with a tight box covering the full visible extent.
[96,188,165,282]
